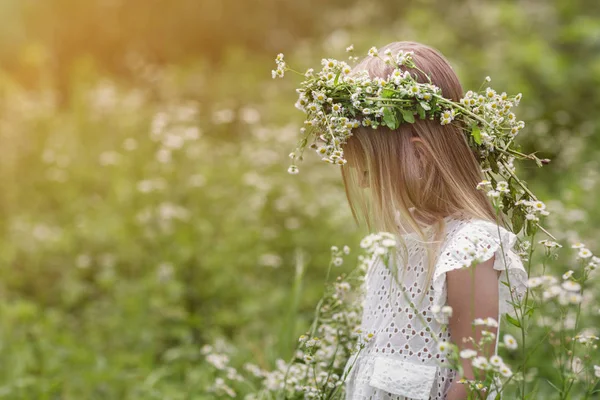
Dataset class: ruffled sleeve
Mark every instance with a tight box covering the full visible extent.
[431,219,528,324]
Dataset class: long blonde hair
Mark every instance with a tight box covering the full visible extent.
[341,41,504,289]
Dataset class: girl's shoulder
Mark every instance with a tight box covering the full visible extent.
[431,213,528,323]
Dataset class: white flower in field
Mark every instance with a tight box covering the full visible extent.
[123,138,138,151]
[188,174,206,188]
[99,151,121,166]
[567,293,583,304]
[562,270,574,280]
[368,46,378,57]
[437,341,450,354]
[346,44,354,52]
[287,165,299,175]
[473,317,498,327]
[258,253,282,268]
[303,354,314,363]
[532,201,546,211]
[578,248,592,259]
[460,349,477,359]
[441,306,453,317]
[156,148,172,163]
[543,285,562,300]
[472,356,489,370]
[571,357,584,374]
[594,365,600,378]
[489,355,503,367]
[487,190,500,198]
[212,378,236,397]
[571,242,586,249]
[476,181,493,191]
[76,254,92,269]
[485,76,491,82]
[343,245,351,255]
[503,334,518,350]
[206,353,230,370]
[539,239,562,248]
[574,334,599,344]
[381,238,396,248]
[561,280,581,292]
[496,181,510,193]
[527,277,544,288]
[499,364,513,377]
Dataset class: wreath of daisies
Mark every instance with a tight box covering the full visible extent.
[273,46,554,238]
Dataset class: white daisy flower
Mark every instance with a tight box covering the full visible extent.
[472,356,489,370]
[460,349,477,359]
[578,248,592,259]
[562,270,574,280]
[504,334,518,350]
[489,355,503,367]
[368,46,378,57]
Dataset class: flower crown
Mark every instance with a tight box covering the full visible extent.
[273,46,554,238]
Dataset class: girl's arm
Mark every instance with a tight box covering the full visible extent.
[445,255,500,400]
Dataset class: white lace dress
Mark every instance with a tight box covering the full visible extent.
[344,213,528,400]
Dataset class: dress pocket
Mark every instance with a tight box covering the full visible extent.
[368,356,437,400]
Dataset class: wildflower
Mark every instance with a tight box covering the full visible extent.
[476,180,492,190]
[485,76,491,82]
[437,341,450,354]
[441,306,453,318]
[594,365,600,378]
[460,349,477,359]
[496,181,510,193]
[532,201,546,211]
[562,270,574,280]
[578,248,593,259]
[473,317,498,328]
[343,245,351,254]
[472,356,490,370]
[561,281,581,292]
[346,44,354,52]
[489,355,503,367]
[571,242,586,249]
[288,165,299,175]
[368,47,378,57]
[499,364,513,377]
[527,277,544,288]
[503,334,518,350]
[539,239,562,249]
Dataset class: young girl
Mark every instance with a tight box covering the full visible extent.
[338,42,528,399]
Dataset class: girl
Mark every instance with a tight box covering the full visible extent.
[338,42,528,399]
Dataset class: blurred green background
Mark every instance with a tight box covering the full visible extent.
[0,0,599,398]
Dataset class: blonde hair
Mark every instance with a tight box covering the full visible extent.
[341,41,504,291]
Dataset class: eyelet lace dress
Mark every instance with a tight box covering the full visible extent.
[343,212,528,400]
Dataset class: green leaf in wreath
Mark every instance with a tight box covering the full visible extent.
[383,107,399,130]
[420,101,431,111]
[333,71,341,85]
[382,89,395,99]
[400,109,415,123]
[416,103,426,119]
[471,125,482,145]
